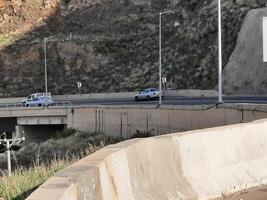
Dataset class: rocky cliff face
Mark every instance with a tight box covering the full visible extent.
[0,0,266,96]
[223,8,267,95]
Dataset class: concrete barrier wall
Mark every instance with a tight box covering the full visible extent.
[0,97,25,104]
[68,105,267,138]
[26,119,267,200]
[165,89,218,97]
[0,107,68,118]
[1,104,267,142]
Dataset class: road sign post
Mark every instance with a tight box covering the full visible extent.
[162,76,167,90]
[77,81,82,95]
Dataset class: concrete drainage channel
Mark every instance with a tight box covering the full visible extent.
[27,119,267,200]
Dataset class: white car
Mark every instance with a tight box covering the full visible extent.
[135,88,165,101]
[22,92,52,103]
[22,96,55,107]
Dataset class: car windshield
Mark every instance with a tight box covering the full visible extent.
[150,88,158,92]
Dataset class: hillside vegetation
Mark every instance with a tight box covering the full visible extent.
[0,0,266,96]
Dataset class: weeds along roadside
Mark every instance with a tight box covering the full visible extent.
[0,128,153,200]
[0,160,67,200]
[0,129,121,170]
[0,129,122,200]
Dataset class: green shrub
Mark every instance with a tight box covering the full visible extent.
[53,128,76,139]
[0,132,121,170]
[131,130,153,139]
[0,36,12,47]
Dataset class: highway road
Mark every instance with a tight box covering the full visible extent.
[2,95,267,108]
[57,96,267,106]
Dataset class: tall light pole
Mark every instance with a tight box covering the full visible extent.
[218,0,223,103]
[159,13,162,105]
[159,10,177,105]
[44,37,48,99]
[43,35,73,102]
[160,3,223,104]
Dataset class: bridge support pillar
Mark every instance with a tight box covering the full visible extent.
[15,125,24,138]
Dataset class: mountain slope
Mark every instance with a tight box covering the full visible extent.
[0,0,266,96]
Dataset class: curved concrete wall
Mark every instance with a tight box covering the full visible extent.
[27,119,267,200]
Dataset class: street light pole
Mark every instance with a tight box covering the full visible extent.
[159,13,162,105]
[44,38,48,99]
[160,5,223,104]
[159,10,177,106]
[218,0,223,103]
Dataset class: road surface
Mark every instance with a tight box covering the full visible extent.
[59,96,267,106]
[1,96,267,108]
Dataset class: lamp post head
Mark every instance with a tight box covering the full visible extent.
[160,10,177,15]
[174,22,181,27]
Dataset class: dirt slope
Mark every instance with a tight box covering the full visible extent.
[0,0,266,96]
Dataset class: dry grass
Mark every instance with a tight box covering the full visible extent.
[0,131,121,200]
[0,36,13,48]
[0,33,24,49]
[0,160,67,200]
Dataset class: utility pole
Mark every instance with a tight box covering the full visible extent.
[0,133,25,176]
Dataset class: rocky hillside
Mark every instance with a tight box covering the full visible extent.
[0,0,266,96]
[224,7,267,95]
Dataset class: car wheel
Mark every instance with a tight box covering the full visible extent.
[147,96,150,101]
[26,104,29,107]
[135,96,139,101]
[38,103,42,107]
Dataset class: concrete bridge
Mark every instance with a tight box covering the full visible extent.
[0,107,68,142]
[0,103,267,143]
